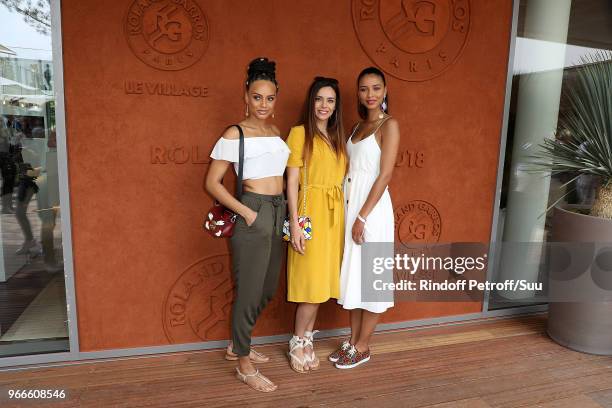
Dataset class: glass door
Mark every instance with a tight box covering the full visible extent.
[0,1,69,356]
[489,0,612,309]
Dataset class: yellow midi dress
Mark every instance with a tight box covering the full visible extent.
[286,125,347,303]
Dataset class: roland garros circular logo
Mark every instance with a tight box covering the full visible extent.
[352,0,471,81]
[163,254,234,343]
[125,0,209,71]
[395,200,442,247]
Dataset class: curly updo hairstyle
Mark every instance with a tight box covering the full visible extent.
[246,57,278,90]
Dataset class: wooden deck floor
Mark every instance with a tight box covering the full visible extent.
[0,314,611,407]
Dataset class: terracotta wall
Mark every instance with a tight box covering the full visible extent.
[60,0,513,351]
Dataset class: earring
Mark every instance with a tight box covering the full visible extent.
[272,112,275,119]
[379,95,387,119]
[245,105,249,117]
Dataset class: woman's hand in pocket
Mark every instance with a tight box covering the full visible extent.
[244,209,258,227]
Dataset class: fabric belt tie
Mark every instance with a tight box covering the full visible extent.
[272,196,284,235]
[304,184,343,226]
[261,195,284,235]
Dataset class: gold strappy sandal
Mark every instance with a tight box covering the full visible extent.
[225,343,270,363]
[235,368,277,392]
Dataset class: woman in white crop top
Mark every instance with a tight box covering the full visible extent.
[205,57,289,393]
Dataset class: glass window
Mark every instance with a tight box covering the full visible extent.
[0,1,69,356]
[489,0,612,309]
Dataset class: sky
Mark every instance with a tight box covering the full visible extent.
[0,4,52,60]
[513,37,608,75]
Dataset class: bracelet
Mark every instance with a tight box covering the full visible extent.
[357,214,367,223]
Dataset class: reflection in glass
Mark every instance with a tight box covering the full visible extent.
[0,2,68,357]
[490,0,612,309]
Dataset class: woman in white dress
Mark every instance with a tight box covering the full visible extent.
[331,67,400,369]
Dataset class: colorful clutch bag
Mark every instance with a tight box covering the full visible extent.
[283,156,313,242]
[282,216,312,242]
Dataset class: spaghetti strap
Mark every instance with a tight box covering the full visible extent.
[372,116,391,136]
[348,116,391,143]
[349,122,361,139]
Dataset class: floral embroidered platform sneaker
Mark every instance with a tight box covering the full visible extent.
[328,339,351,363]
[334,345,370,369]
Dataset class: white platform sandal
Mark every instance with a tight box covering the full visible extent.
[235,367,277,392]
[287,335,309,373]
[304,330,320,370]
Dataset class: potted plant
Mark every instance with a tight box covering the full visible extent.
[533,51,612,355]
[531,51,612,355]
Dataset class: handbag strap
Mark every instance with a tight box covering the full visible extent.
[302,153,308,215]
[234,125,245,199]
[217,125,244,200]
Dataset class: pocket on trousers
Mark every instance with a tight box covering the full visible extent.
[241,196,262,229]
[249,209,263,229]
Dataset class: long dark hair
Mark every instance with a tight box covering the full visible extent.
[357,67,389,120]
[245,57,278,90]
[302,76,346,161]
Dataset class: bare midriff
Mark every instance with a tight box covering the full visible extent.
[243,176,284,195]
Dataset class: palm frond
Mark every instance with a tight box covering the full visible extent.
[530,51,612,183]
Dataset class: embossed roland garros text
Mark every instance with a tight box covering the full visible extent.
[352,0,471,81]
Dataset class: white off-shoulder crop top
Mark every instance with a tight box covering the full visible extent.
[209,136,290,180]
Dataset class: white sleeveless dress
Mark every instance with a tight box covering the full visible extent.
[337,125,395,313]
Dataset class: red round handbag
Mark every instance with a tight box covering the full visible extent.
[203,125,244,238]
[204,202,238,237]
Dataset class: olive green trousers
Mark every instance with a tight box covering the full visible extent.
[230,191,286,356]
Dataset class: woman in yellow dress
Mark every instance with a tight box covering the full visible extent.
[285,77,347,373]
